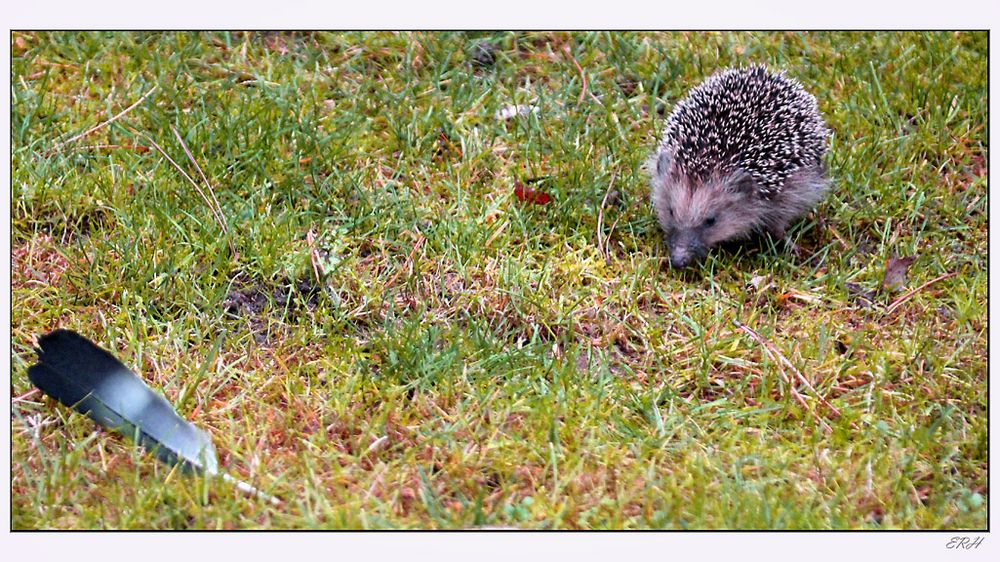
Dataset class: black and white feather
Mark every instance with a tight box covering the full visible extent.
[27,329,279,504]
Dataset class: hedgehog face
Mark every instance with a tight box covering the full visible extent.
[652,168,765,268]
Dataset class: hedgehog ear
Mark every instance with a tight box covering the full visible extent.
[728,169,759,195]
[655,151,673,178]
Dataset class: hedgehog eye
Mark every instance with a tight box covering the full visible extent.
[703,215,717,227]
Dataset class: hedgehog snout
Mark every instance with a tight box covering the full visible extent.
[668,229,707,268]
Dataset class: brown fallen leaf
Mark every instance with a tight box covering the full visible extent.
[882,255,916,292]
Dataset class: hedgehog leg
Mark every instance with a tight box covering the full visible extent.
[765,221,803,257]
[766,223,787,240]
[765,216,795,242]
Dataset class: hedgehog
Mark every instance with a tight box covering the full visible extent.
[648,65,831,268]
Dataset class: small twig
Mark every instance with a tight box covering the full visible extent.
[170,126,228,235]
[385,233,426,289]
[12,388,40,404]
[824,223,850,250]
[220,472,281,506]
[733,319,833,433]
[306,229,323,286]
[605,197,643,261]
[364,435,389,455]
[563,45,588,105]
[770,342,843,419]
[733,321,816,411]
[47,85,157,155]
[607,212,626,251]
[884,271,958,316]
[72,144,150,153]
[596,173,617,263]
[132,127,237,257]
[735,318,843,419]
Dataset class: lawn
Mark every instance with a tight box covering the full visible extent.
[9,31,987,529]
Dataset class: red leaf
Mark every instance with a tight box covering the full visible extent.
[513,181,553,205]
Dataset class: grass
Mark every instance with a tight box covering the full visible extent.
[10,31,987,530]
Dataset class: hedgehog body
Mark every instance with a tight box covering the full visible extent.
[649,65,830,267]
